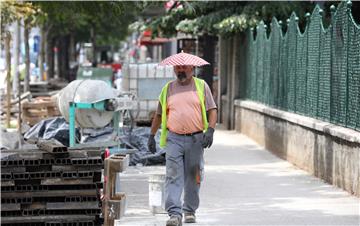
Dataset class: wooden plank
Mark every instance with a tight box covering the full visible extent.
[22,110,46,115]
[21,98,60,126]
[0,105,19,113]
[22,101,57,108]
[0,91,31,106]
[34,96,53,101]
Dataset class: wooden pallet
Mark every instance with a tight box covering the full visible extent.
[0,91,32,116]
[22,96,61,126]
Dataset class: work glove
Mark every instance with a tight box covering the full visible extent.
[147,134,157,154]
[202,127,214,148]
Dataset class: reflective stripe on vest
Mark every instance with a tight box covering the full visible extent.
[158,77,208,148]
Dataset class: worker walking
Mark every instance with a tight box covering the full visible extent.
[148,51,217,226]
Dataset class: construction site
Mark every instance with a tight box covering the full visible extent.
[1,1,359,226]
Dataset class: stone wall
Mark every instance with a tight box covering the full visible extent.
[234,100,360,197]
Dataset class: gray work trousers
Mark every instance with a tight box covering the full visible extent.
[164,131,204,218]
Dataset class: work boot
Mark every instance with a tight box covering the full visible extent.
[184,212,196,223]
[166,215,182,226]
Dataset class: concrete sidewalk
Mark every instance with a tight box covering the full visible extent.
[116,129,359,226]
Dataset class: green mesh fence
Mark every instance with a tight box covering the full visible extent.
[317,26,331,121]
[296,31,308,115]
[244,2,360,131]
[347,16,360,129]
[268,19,278,108]
[287,13,298,112]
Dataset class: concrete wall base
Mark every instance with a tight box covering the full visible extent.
[234,100,360,197]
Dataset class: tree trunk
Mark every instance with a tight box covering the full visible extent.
[46,32,55,79]
[13,21,21,95]
[40,25,45,81]
[56,37,61,79]
[64,35,70,80]
[57,35,70,81]
[17,80,22,147]
[200,34,217,92]
[24,19,30,92]
[54,38,59,78]
[5,32,12,128]
[91,27,97,66]
[69,33,76,62]
[57,36,64,79]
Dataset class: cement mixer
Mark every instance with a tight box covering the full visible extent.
[57,80,135,147]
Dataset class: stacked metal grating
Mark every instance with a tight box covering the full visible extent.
[1,145,105,226]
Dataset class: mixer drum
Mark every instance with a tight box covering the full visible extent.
[57,80,116,128]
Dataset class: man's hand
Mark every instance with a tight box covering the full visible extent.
[202,127,214,148]
[148,134,156,153]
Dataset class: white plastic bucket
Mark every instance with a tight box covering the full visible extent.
[148,173,166,215]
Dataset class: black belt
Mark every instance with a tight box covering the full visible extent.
[170,130,203,136]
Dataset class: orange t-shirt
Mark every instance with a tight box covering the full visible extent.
[156,78,217,134]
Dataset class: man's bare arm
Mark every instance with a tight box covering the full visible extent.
[150,113,162,135]
[207,108,217,129]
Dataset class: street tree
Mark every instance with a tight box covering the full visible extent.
[0,0,38,128]
[34,1,143,80]
[145,1,316,91]
[147,1,316,37]
[23,4,42,92]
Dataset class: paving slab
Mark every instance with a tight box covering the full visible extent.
[116,129,360,226]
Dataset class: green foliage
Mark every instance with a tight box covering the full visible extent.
[146,1,316,37]
[175,7,242,36]
[214,14,258,36]
[33,1,142,44]
[215,2,315,36]
[147,1,245,37]
[196,8,243,35]
[176,18,199,34]
[0,0,40,40]
[148,6,189,38]
[129,21,147,33]
[1,0,37,24]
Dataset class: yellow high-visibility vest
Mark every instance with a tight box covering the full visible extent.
[158,77,208,148]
